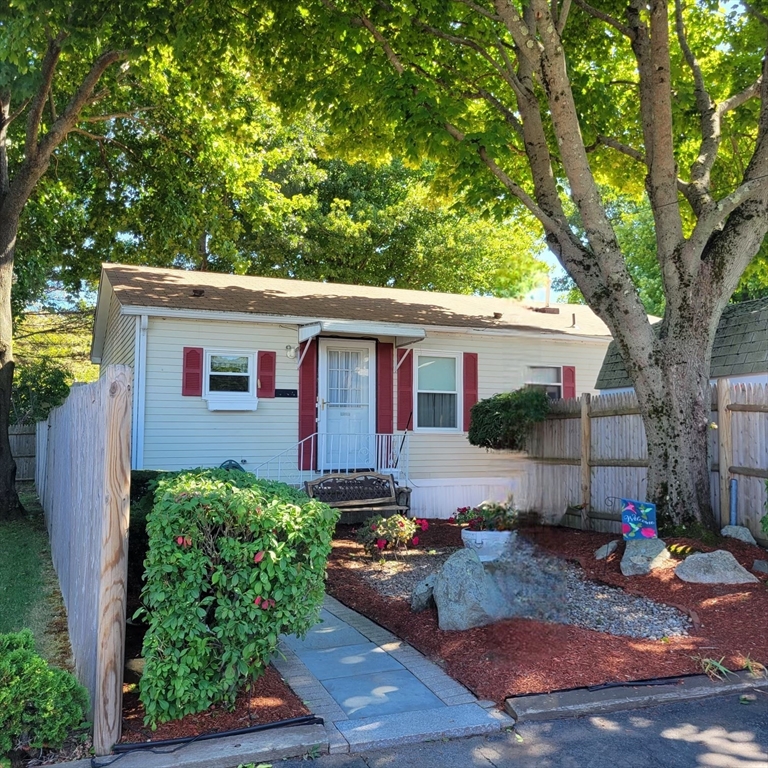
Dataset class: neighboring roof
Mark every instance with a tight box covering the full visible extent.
[595,297,768,389]
[98,264,613,338]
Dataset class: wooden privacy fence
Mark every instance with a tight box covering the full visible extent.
[10,423,35,480]
[526,380,768,544]
[36,366,131,755]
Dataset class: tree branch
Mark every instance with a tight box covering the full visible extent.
[25,33,67,160]
[38,50,128,161]
[454,0,502,22]
[556,0,573,36]
[358,14,405,74]
[572,0,634,39]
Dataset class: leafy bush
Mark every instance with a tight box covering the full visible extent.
[450,498,519,531]
[11,359,70,425]
[467,388,550,451]
[356,514,427,554]
[0,630,89,754]
[137,469,339,727]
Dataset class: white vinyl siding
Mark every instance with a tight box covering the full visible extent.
[100,294,135,374]
[142,317,298,471]
[394,331,609,481]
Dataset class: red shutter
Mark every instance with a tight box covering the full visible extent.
[396,349,413,431]
[563,365,576,399]
[376,343,394,434]
[182,347,204,396]
[298,339,317,470]
[463,352,479,432]
[257,351,277,398]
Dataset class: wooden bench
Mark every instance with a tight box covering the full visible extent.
[304,472,412,525]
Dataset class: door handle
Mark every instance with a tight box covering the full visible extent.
[320,398,327,410]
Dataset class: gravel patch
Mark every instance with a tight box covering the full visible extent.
[354,541,691,640]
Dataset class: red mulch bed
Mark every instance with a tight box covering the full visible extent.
[327,522,768,703]
[120,666,309,743]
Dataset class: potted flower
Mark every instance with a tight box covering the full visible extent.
[449,498,518,561]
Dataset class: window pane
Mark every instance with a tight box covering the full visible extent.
[209,374,250,392]
[528,366,560,385]
[211,355,249,373]
[418,393,457,428]
[417,356,456,392]
[528,383,562,400]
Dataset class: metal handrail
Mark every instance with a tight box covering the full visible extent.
[252,432,410,487]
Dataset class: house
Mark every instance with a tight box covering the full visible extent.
[596,296,768,393]
[91,264,613,517]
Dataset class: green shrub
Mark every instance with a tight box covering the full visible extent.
[11,359,70,425]
[0,630,89,754]
[137,469,339,727]
[356,514,422,555]
[451,498,519,531]
[468,388,550,451]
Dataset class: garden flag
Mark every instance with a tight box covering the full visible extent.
[621,499,658,540]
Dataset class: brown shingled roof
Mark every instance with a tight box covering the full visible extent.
[101,264,612,338]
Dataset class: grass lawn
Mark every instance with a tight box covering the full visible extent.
[0,482,71,667]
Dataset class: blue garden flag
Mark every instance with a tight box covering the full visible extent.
[621,499,658,540]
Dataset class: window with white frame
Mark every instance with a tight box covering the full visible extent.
[416,353,459,429]
[204,351,258,409]
[526,366,562,400]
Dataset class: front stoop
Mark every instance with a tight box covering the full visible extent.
[506,670,768,722]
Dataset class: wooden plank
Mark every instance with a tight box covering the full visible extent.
[580,393,591,530]
[729,465,768,480]
[727,403,768,413]
[717,379,733,528]
[93,369,132,755]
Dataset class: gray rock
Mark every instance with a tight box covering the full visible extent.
[595,540,619,561]
[720,525,758,546]
[411,572,437,612]
[432,549,510,631]
[675,550,759,584]
[620,538,672,577]
[753,559,768,575]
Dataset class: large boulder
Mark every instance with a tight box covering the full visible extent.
[410,572,437,613]
[432,549,510,630]
[675,550,759,584]
[620,538,672,577]
[720,525,758,546]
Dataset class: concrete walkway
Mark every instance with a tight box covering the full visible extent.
[274,595,513,753]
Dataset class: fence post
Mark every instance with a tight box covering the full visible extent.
[717,378,732,528]
[93,369,132,754]
[580,392,591,530]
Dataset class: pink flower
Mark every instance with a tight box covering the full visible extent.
[622,523,631,534]
[640,527,656,538]
[371,524,377,531]
[398,520,404,528]
[261,602,270,610]
[176,536,184,546]
[447,517,455,524]
[376,539,387,550]
[420,520,429,531]
[254,596,262,606]
[412,536,419,546]
[254,551,265,563]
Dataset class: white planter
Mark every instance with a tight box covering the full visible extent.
[461,529,516,562]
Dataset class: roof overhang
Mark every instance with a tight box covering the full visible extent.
[298,320,426,347]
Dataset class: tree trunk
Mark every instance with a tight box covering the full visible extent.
[631,309,717,530]
[0,209,23,519]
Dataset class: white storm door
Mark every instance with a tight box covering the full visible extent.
[318,339,376,471]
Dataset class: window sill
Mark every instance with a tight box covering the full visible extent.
[205,395,259,411]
